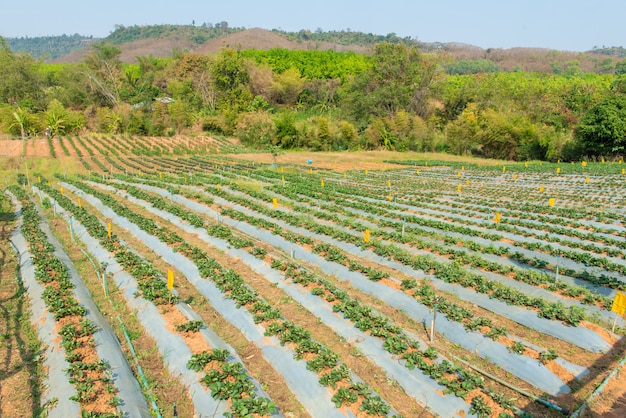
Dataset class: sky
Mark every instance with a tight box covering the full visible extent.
[2,0,624,52]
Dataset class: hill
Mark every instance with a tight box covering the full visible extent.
[4,24,625,74]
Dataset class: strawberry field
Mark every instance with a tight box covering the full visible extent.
[3,135,626,417]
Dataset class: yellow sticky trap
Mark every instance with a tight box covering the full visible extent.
[494,212,502,223]
[622,169,625,175]
[364,229,370,243]
[217,184,221,191]
[525,162,529,168]
[272,198,278,208]
[388,193,393,201]
[321,179,325,187]
[585,176,590,183]
[365,169,369,175]
[502,166,506,172]
[107,222,111,238]
[60,187,64,196]
[457,171,461,178]
[549,198,555,207]
[344,172,347,179]
[556,167,561,174]
[612,292,626,315]
[167,269,174,291]
[159,172,162,179]
[457,185,462,192]
[465,179,470,185]
[582,161,587,167]
[539,186,545,193]
[280,167,284,173]
[513,174,517,180]
[461,166,464,171]
[38,176,41,183]
[78,198,82,208]
[309,168,312,174]
[387,179,391,187]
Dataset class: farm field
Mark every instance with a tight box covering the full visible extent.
[1,135,626,418]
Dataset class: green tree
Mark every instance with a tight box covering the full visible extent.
[344,42,437,122]
[576,95,626,156]
[0,37,42,106]
[44,99,67,138]
[211,48,253,111]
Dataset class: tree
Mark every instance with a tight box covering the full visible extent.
[83,42,123,107]
[344,42,438,123]
[44,99,67,138]
[0,37,42,106]
[576,95,626,156]
[211,48,253,111]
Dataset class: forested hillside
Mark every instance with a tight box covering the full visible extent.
[1,28,625,161]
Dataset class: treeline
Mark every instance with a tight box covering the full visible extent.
[6,34,96,60]
[1,35,625,161]
[106,23,243,45]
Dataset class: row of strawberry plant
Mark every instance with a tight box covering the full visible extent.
[9,185,121,417]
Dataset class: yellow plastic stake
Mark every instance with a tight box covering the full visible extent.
[272,198,278,209]
[167,269,174,291]
[107,222,111,238]
[364,229,370,243]
[549,198,555,207]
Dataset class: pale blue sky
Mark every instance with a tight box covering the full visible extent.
[2,0,624,51]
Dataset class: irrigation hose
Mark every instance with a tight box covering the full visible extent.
[79,248,163,418]
[118,316,162,418]
[451,355,569,416]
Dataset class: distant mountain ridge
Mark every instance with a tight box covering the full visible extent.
[4,24,624,74]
